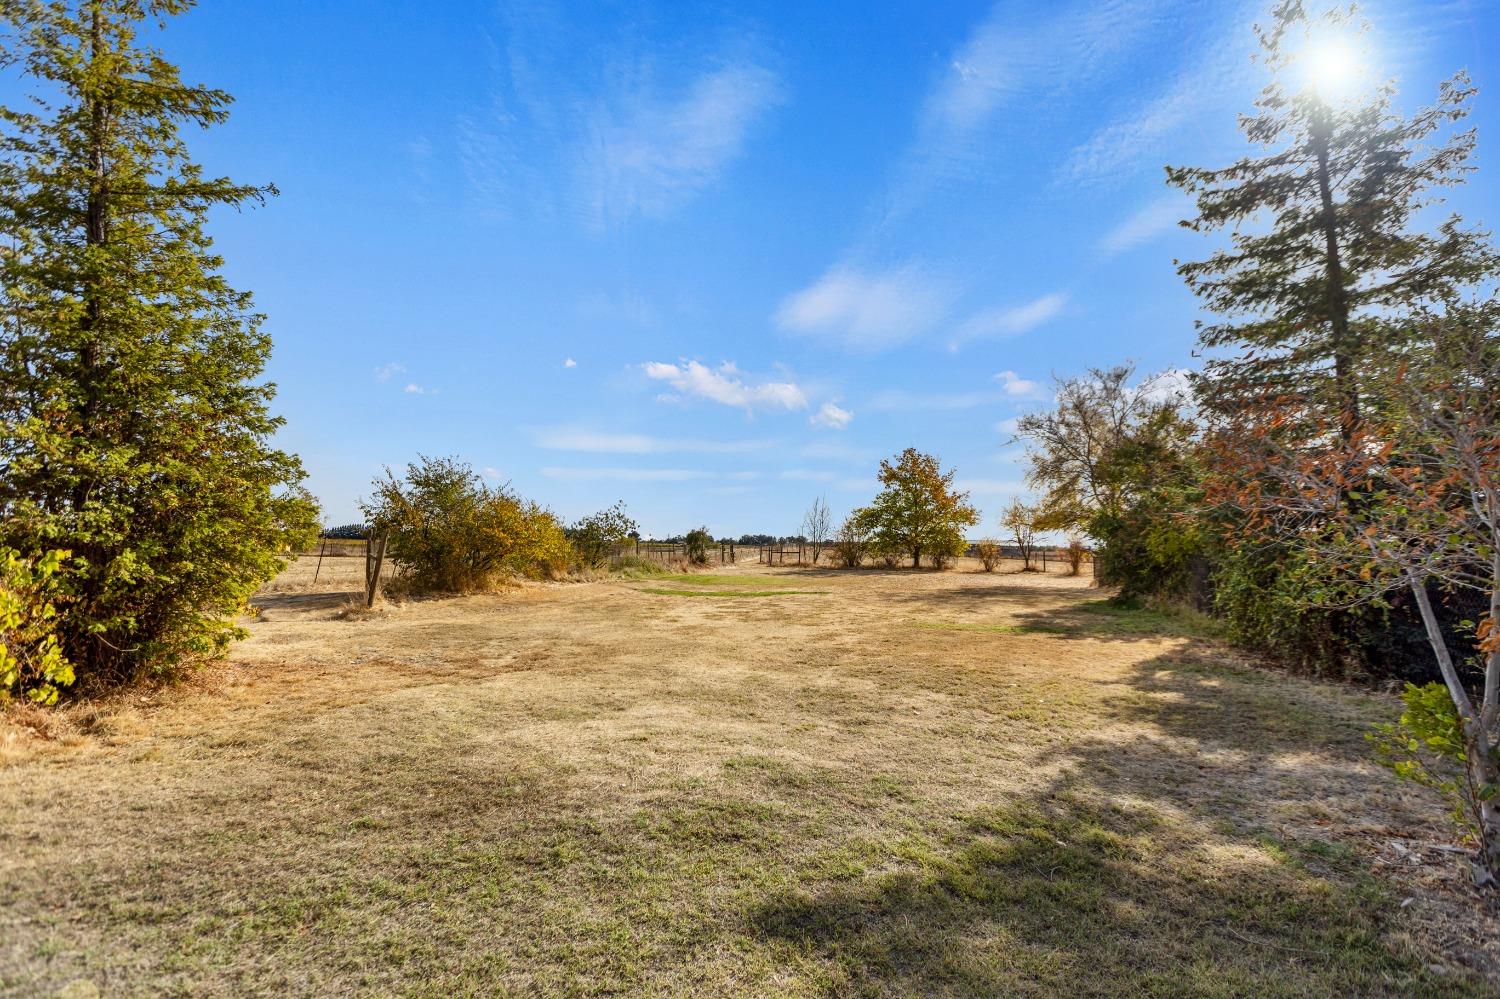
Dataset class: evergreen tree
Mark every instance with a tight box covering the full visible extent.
[0,0,317,688]
[1167,1,1498,441]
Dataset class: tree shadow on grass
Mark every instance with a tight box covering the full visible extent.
[251,589,355,615]
[747,645,1485,997]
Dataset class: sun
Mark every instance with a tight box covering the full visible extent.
[1296,32,1372,104]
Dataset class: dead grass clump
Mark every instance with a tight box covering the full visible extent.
[334,596,392,621]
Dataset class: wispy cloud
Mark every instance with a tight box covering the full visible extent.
[374,362,406,382]
[775,265,956,350]
[460,15,783,230]
[540,467,714,482]
[642,360,806,411]
[563,357,577,369]
[950,293,1067,347]
[810,402,853,430]
[1060,17,1255,185]
[954,478,1029,496]
[404,383,430,395]
[887,0,1173,213]
[868,389,1002,412]
[1098,195,1186,255]
[779,469,837,482]
[534,429,773,454]
[800,441,875,462]
[578,63,784,228]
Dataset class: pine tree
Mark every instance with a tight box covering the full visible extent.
[1167,1,1498,441]
[0,0,317,688]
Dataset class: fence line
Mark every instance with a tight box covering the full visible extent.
[608,540,744,566]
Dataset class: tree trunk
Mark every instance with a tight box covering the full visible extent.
[911,546,921,569]
[1410,575,1500,885]
[1310,112,1359,443]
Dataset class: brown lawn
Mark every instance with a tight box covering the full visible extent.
[3,558,1497,996]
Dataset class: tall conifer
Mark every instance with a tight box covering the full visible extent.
[0,0,316,685]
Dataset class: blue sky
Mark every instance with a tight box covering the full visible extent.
[25,0,1500,535]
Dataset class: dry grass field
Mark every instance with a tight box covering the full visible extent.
[4,559,1499,996]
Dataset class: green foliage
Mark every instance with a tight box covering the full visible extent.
[861,449,978,568]
[568,501,638,569]
[1371,683,1496,846]
[362,457,568,593]
[321,524,369,541]
[0,548,74,704]
[0,0,320,685]
[684,526,713,565]
[1018,365,1205,599]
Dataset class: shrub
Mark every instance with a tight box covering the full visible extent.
[831,512,870,568]
[684,526,713,565]
[568,501,638,569]
[977,540,1002,572]
[1371,683,1486,850]
[1,549,75,704]
[1064,538,1089,576]
[362,457,569,593]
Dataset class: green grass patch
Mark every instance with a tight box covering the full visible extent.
[1076,599,1225,639]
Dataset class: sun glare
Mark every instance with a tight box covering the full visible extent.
[1297,32,1371,104]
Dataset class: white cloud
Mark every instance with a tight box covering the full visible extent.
[951,293,1067,346]
[994,416,1021,436]
[482,466,504,481]
[534,429,772,455]
[810,402,853,430]
[374,362,406,382]
[779,469,837,482]
[578,62,784,228]
[995,370,1046,399]
[404,383,426,395]
[776,265,956,350]
[540,467,714,482]
[563,357,577,368]
[1099,196,1185,255]
[641,360,807,411]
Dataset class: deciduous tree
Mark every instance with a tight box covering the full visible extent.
[1002,500,1041,571]
[1213,302,1500,885]
[801,496,831,564]
[862,449,978,569]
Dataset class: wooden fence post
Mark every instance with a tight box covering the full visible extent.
[313,537,327,584]
[365,531,388,608]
